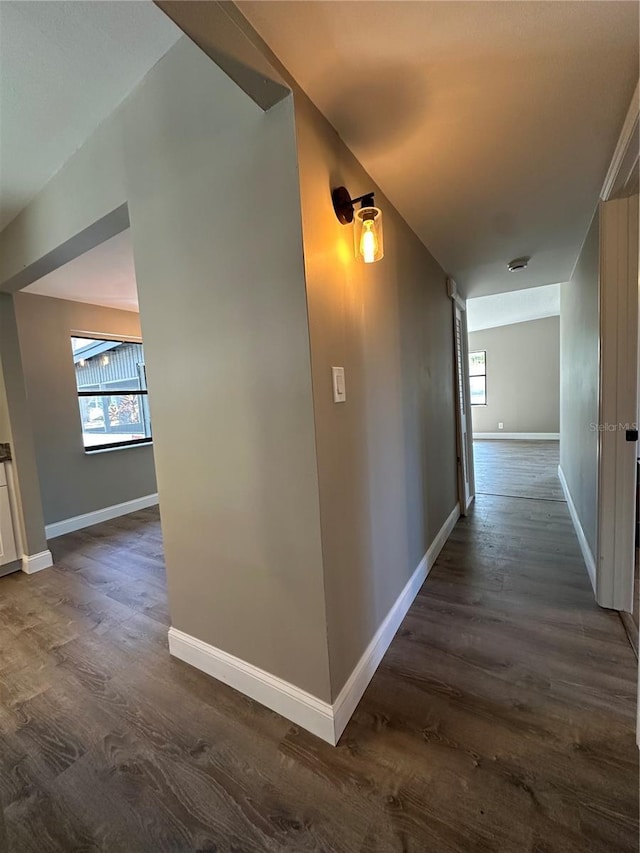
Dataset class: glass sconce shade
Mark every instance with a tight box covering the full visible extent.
[354,206,384,263]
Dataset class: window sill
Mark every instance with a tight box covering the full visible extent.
[85,441,153,456]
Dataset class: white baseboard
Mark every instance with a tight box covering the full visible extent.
[557,465,596,592]
[168,627,337,743]
[21,549,53,574]
[331,501,460,741]
[169,502,461,746]
[473,432,560,440]
[45,493,159,539]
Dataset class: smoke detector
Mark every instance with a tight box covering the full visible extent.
[507,257,530,272]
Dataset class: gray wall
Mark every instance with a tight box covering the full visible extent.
[560,211,600,557]
[13,292,157,527]
[469,316,560,434]
[294,90,459,699]
[0,36,330,700]
[124,39,330,698]
[0,31,460,706]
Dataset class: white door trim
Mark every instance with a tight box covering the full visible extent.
[449,279,475,514]
[597,195,638,612]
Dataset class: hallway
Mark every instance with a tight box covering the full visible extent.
[0,497,637,851]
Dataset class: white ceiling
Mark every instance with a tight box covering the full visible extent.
[23,229,139,313]
[467,283,560,333]
[0,1,181,232]
[239,1,639,297]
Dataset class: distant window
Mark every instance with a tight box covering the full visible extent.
[469,350,487,406]
[71,337,152,451]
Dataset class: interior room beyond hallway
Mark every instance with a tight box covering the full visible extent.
[474,440,564,502]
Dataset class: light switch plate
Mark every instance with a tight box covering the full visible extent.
[332,366,346,403]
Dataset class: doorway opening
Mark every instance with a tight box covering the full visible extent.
[466,284,563,504]
[0,221,165,594]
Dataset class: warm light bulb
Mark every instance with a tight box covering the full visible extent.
[353,204,383,263]
[102,355,109,366]
[360,220,378,264]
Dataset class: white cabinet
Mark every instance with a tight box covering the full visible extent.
[0,463,18,567]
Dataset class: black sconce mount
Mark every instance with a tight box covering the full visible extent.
[332,186,376,225]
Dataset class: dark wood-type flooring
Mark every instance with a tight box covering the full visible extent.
[0,492,637,850]
[473,440,565,502]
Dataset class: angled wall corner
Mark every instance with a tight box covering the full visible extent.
[0,30,334,727]
[0,15,463,744]
[170,2,464,716]
[121,36,332,703]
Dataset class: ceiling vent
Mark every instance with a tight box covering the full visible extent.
[507,257,530,272]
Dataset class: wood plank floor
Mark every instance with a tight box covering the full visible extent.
[473,440,565,501]
[0,498,637,852]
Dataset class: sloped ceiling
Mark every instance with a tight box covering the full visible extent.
[0,1,181,232]
[238,1,639,296]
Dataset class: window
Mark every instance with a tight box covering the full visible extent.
[71,337,152,451]
[469,350,487,405]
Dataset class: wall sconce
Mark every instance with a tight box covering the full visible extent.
[101,355,109,367]
[78,359,86,368]
[332,186,384,264]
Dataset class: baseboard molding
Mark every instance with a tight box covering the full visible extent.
[168,502,461,745]
[331,501,461,741]
[45,493,159,539]
[168,627,337,743]
[21,549,53,574]
[557,465,596,593]
[473,432,560,440]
